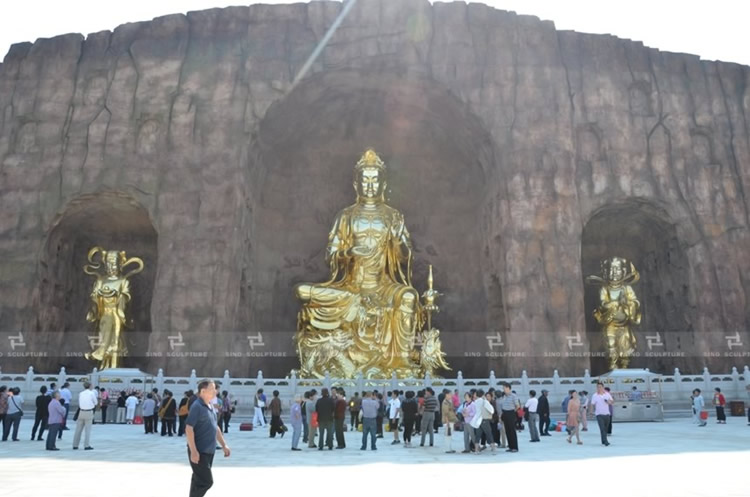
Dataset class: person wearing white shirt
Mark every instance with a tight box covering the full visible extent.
[73,383,98,450]
[588,382,614,446]
[524,390,540,442]
[470,389,497,452]
[388,392,401,445]
[125,393,140,424]
[59,383,72,431]
[692,389,707,427]
[253,391,266,428]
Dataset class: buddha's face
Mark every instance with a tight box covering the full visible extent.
[355,167,385,201]
[607,258,625,282]
[105,253,121,277]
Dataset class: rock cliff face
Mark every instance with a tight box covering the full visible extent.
[1,0,748,377]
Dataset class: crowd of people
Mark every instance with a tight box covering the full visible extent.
[1,379,748,497]
[278,382,622,453]
[0,381,237,449]
[0,380,746,455]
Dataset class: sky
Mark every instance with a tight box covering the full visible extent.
[1,1,749,66]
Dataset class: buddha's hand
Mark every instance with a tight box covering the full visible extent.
[348,245,375,257]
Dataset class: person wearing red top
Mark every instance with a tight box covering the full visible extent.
[334,388,347,449]
[713,388,727,424]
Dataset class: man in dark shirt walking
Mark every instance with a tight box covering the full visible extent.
[315,388,335,450]
[538,389,551,436]
[186,379,231,497]
[268,390,284,438]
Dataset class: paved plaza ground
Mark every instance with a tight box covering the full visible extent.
[1,417,747,497]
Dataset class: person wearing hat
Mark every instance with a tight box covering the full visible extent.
[538,389,551,436]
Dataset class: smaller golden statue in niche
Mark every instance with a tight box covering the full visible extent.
[83,247,144,370]
[586,256,641,370]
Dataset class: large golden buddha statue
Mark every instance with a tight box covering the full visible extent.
[294,149,449,379]
[83,247,144,370]
[586,256,641,370]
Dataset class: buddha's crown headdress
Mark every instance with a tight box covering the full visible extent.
[355,148,386,171]
[599,256,639,285]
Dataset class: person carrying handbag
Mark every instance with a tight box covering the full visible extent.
[178,391,191,436]
[691,389,707,427]
[159,391,177,436]
[2,387,24,442]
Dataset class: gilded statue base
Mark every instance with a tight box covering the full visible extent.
[295,325,448,379]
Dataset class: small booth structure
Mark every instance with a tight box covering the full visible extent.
[92,368,156,391]
[598,369,664,422]
[92,368,157,402]
[91,368,157,424]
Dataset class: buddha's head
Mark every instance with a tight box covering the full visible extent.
[354,149,387,203]
[104,250,126,277]
[601,256,629,285]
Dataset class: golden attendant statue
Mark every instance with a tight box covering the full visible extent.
[83,247,144,370]
[586,256,642,370]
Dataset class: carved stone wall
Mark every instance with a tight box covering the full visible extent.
[1,0,748,376]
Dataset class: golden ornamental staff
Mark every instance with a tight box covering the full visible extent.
[417,264,450,377]
[421,265,440,332]
[83,247,144,370]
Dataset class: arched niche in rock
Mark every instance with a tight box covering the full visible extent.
[581,198,691,374]
[245,69,502,377]
[34,191,158,373]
